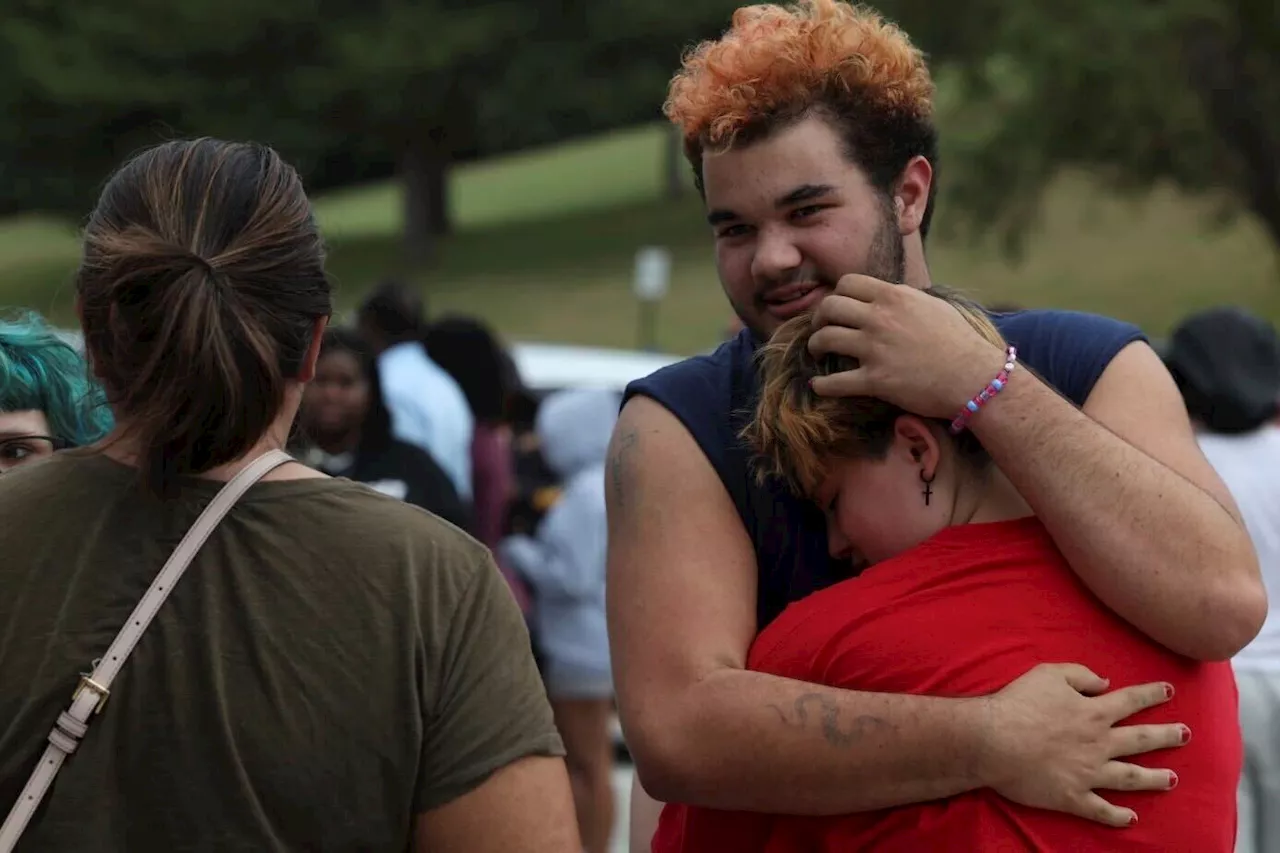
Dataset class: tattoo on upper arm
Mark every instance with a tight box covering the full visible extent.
[607,427,639,509]
[768,693,892,749]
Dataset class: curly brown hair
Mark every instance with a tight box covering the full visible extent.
[744,287,1004,497]
[664,0,940,237]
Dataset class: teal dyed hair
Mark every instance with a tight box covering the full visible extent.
[0,311,113,446]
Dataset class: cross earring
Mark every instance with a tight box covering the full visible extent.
[920,469,935,506]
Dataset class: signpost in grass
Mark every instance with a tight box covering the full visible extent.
[633,246,671,353]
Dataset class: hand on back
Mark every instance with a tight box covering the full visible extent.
[978,663,1185,827]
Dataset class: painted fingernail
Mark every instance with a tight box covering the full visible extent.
[1168,771,1179,789]
[1163,683,1175,699]
[1179,725,1192,744]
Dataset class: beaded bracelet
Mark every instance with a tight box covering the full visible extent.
[948,346,1019,435]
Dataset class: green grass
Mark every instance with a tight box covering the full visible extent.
[315,124,692,240]
[2,121,1277,354]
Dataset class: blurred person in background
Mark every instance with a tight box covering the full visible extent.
[295,325,472,531]
[0,138,576,851]
[496,360,555,671]
[505,377,564,540]
[423,315,528,605]
[0,310,111,474]
[357,279,474,501]
[502,388,619,853]
[1163,307,1280,853]
[502,373,561,667]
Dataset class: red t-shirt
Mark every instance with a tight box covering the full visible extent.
[655,518,1240,852]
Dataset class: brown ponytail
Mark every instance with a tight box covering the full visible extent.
[78,139,331,496]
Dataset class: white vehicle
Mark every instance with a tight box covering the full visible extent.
[508,341,680,395]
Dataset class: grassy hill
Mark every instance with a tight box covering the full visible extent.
[1,122,1276,354]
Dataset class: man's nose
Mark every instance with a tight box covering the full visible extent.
[750,226,804,284]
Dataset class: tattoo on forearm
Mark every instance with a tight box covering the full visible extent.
[768,693,891,748]
[607,427,639,509]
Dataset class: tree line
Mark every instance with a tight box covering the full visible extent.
[0,0,1276,265]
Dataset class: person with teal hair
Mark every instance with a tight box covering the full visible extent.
[0,310,111,473]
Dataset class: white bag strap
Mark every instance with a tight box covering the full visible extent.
[0,449,293,852]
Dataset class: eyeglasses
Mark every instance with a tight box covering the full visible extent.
[0,435,68,473]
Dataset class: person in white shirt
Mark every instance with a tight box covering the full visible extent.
[1165,306,1280,853]
[357,280,475,500]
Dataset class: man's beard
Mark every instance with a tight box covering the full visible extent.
[865,198,907,285]
[735,201,905,340]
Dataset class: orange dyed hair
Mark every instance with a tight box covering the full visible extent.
[744,287,1003,496]
[664,0,940,234]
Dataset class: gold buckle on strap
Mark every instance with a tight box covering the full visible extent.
[73,674,110,715]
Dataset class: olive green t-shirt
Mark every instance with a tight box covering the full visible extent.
[0,453,564,851]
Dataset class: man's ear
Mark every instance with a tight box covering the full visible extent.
[894,156,933,237]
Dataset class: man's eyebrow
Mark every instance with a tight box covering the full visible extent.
[707,184,837,226]
[776,184,836,208]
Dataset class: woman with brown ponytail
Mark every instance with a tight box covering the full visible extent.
[0,139,576,852]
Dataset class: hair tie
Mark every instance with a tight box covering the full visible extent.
[187,253,216,276]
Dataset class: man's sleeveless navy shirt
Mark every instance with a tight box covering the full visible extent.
[624,309,1147,631]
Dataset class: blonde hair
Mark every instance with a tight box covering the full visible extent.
[744,287,1005,496]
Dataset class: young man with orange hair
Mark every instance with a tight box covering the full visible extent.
[606,0,1263,846]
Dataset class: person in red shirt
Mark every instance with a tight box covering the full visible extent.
[655,290,1241,852]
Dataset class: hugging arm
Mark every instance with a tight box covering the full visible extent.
[606,395,1179,824]
[807,280,1265,661]
[970,342,1264,661]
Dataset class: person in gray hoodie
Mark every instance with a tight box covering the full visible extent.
[501,387,617,853]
